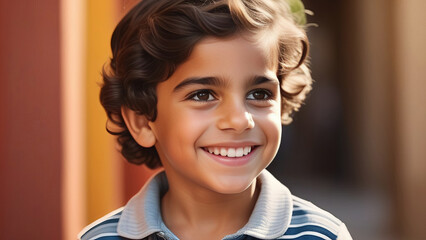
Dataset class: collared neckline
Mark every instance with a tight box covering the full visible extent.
[117,170,293,239]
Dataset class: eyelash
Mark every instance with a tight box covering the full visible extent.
[247,89,273,101]
[185,89,273,102]
[186,89,216,102]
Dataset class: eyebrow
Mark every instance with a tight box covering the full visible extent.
[173,75,278,93]
[251,75,278,86]
[173,77,225,92]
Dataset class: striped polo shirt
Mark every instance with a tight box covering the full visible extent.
[78,170,352,240]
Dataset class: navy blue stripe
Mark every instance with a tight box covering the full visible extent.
[292,209,308,216]
[284,225,336,239]
[292,208,340,226]
[81,218,120,239]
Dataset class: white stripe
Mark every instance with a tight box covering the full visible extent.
[105,215,120,221]
[78,207,124,238]
[83,222,119,238]
[280,231,332,240]
[89,232,120,240]
[291,214,339,232]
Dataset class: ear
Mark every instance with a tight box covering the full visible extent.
[121,106,156,148]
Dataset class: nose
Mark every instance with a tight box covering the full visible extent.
[216,98,255,133]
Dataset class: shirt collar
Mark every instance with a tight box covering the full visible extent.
[117,170,293,239]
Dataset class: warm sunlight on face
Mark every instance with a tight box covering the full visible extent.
[148,33,282,194]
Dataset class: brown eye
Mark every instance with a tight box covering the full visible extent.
[253,91,266,100]
[196,92,210,101]
[247,89,271,100]
[188,90,216,101]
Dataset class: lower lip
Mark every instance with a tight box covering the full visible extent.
[203,147,256,167]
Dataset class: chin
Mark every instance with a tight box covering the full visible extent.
[208,174,256,194]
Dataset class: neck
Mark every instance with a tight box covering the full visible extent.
[161,173,260,239]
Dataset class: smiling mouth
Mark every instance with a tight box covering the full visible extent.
[202,146,258,158]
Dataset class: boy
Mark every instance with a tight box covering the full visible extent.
[79,0,352,239]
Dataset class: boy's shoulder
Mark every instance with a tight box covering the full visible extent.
[78,207,127,240]
[282,195,352,240]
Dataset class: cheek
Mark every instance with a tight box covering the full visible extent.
[154,107,213,169]
[173,106,211,131]
[265,115,282,144]
[155,105,212,149]
[254,105,282,145]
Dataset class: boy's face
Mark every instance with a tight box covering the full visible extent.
[148,33,282,194]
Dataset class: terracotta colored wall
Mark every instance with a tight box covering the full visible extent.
[0,0,62,239]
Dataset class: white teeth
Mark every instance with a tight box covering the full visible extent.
[220,148,227,156]
[206,146,253,157]
[214,147,219,155]
[227,148,236,157]
[244,146,251,155]
[236,148,244,157]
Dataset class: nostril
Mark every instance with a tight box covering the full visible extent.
[216,110,255,132]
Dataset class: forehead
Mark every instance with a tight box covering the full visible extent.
[198,33,277,66]
[167,33,278,83]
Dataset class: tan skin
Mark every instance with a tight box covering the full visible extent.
[161,177,260,240]
[122,33,282,240]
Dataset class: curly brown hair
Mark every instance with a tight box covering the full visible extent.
[100,0,312,168]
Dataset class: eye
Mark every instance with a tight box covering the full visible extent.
[247,89,272,100]
[187,89,216,101]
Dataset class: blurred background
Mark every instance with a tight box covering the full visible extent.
[0,0,425,239]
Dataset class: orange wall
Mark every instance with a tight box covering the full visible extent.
[84,0,123,223]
